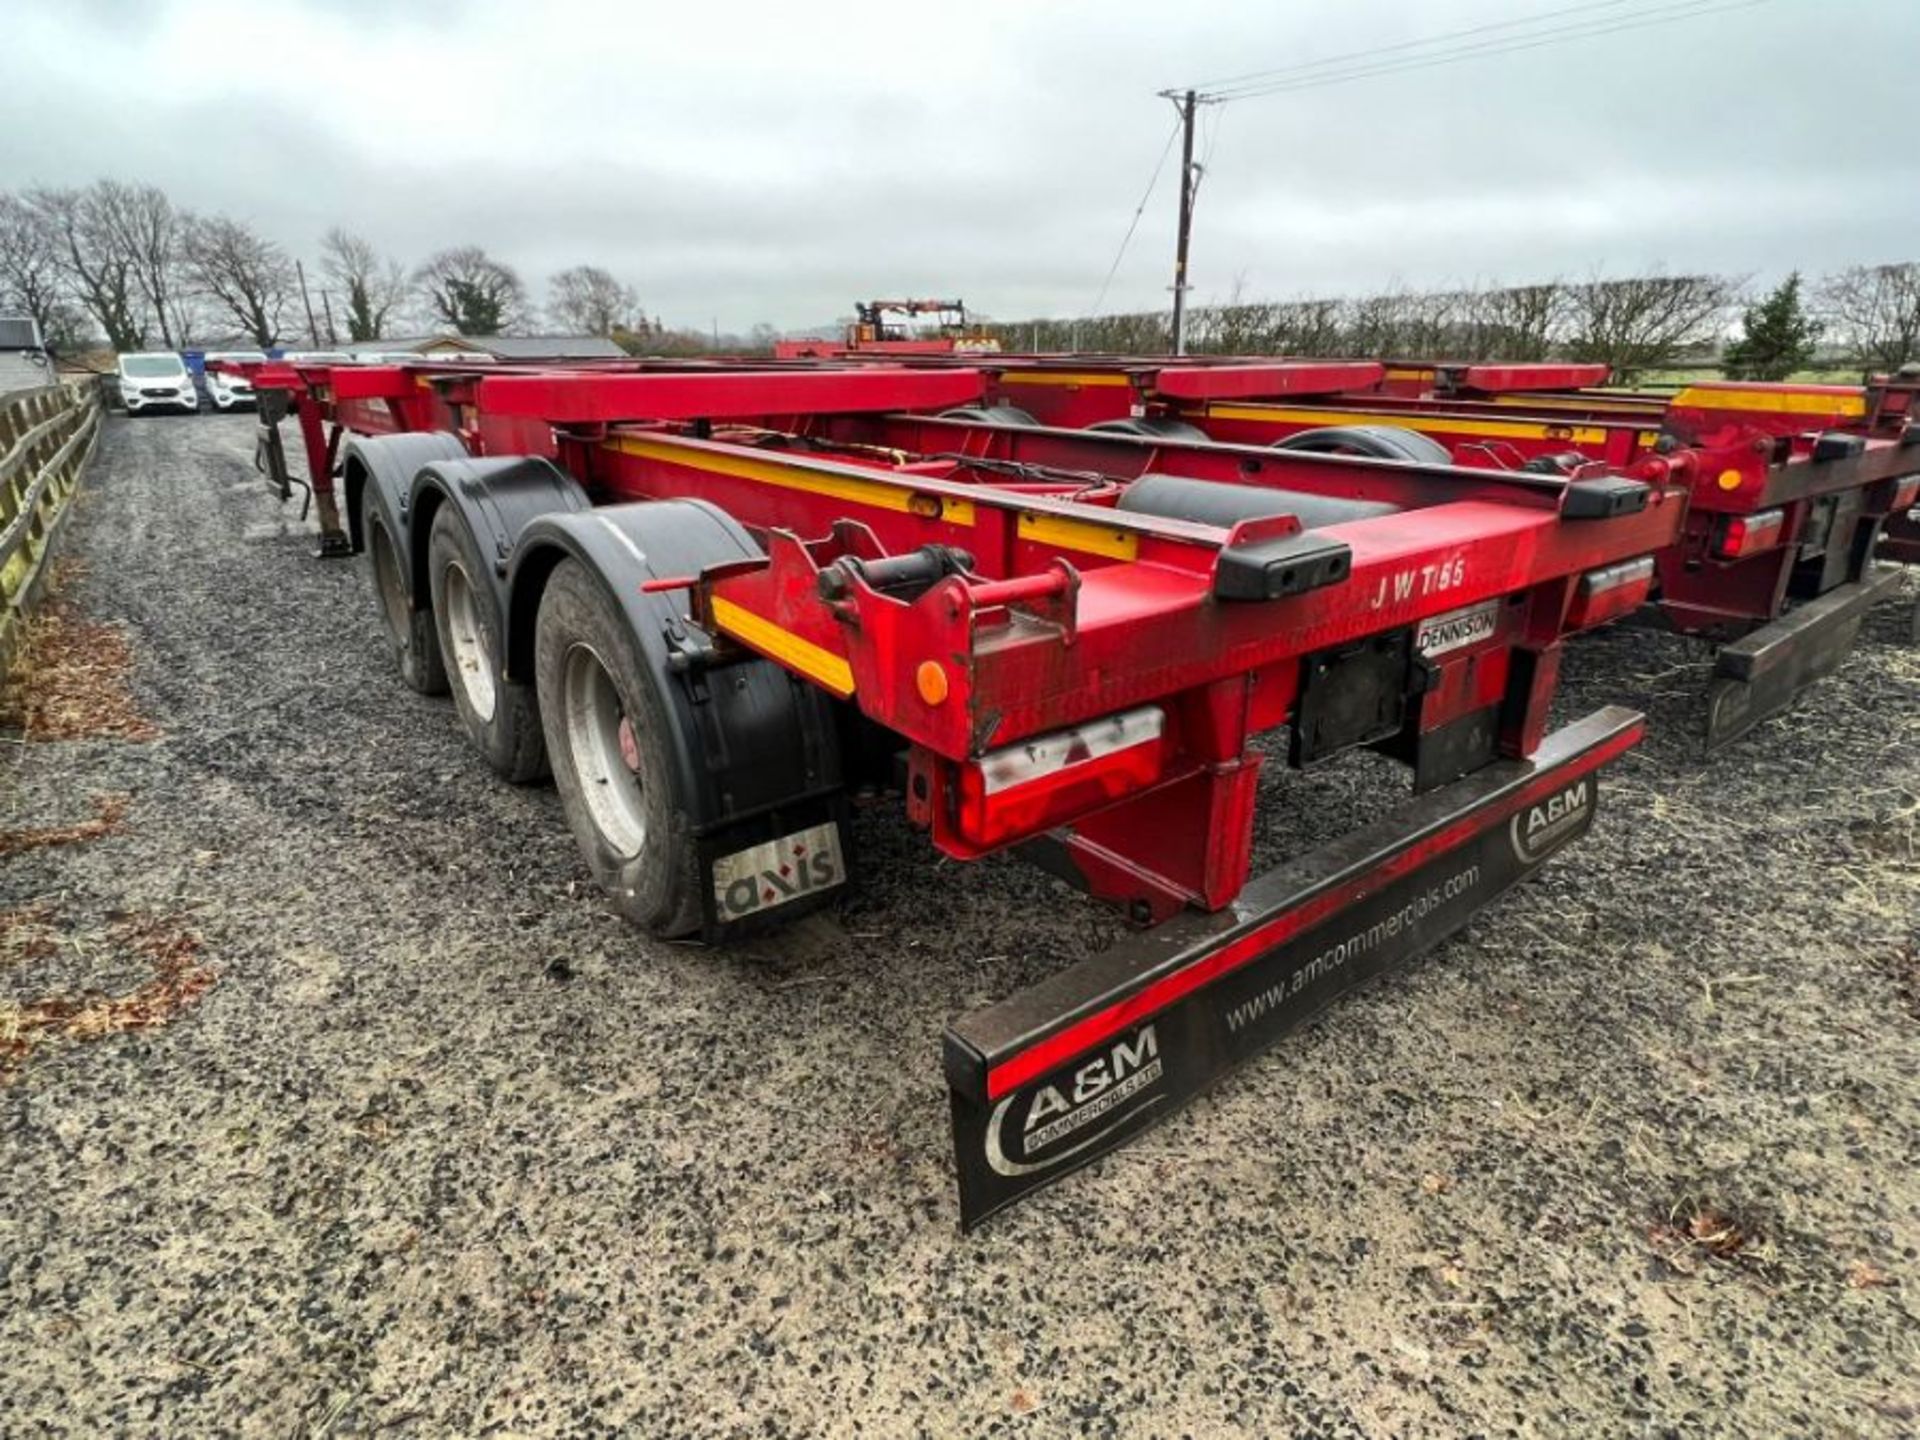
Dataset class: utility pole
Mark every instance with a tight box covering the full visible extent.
[321,291,339,348]
[296,260,321,346]
[1170,88,1198,356]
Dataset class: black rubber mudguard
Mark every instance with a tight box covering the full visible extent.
[409,456,591,630]
[338,431,470,581]
[943,705,1643,1228]
[507,501,848,940]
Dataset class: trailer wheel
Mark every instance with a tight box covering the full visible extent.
[427,505,548,782]
[535,559,701,936]
[1086,416,1208,442]
[938,404,1041,428]
[1272,424,1453,466]
[363,502,447,695]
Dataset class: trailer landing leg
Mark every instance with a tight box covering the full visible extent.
[1704,567,1902,750]
[312,495,352,559]
[254,391,352,559]
[943,705,1643,1228]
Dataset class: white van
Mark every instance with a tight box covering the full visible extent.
[117,352,198,415]
[204,350,268,412]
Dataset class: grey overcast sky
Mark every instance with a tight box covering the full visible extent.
[2,0,1914,331]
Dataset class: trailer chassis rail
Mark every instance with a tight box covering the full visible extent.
[945,704,1642,1226]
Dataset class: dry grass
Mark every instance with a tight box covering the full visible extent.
[0,911,214,1082]
[0,602,157,742]
[1885,943,1920,1021]
[1646,1196,1775,1278]
[0,791,130,860]
[0,901,61,966]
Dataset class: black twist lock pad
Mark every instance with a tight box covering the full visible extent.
[1116,474,1384,601]
[1561,476,1651,519]
[942,705,1644,1229]
[1215,532,1353,601]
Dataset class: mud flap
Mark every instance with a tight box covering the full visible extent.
[1704,567,1902,750]
[696,797,852,941]
[942,705,1644,1229]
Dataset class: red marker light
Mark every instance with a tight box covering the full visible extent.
[1565,556,1655,630]
[953,707,1167,850]
[1713,509,1785,560]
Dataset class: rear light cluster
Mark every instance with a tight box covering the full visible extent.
[1888,476,1920,513]
[953,706,1167,849]
[1713,508,1786,559]
[1565,556,1655,630]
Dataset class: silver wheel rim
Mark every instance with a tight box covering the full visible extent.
[443,561,498,722]
[562,643,647,858]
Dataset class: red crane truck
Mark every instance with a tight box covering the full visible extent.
[234,356,1679,1225]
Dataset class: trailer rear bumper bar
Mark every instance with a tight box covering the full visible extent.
[943,704,1643,1228]
[1704,566,1902,749]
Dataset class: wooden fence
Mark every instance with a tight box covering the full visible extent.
[0,379,104,675]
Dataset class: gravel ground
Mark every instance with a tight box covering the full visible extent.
[3,413,1918,1438]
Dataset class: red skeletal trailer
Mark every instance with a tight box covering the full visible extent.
[232,354,1677,1225]
[867,355,1920,747]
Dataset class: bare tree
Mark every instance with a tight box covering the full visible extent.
[184,214,296,346]
[320,228,409,342]
[1818,263,1920,373]
[1562,272,1740,380]
[1473,282,1564,361]
[1270,296,1345,356]
[27,186,146,351]
[1400,288,1467,358]
[1342,288,1419,357]
[0,191,73,344]
[548,264,640,336]
[90,181,189,348]
[415,246,527,335]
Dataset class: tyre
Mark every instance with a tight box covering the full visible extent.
[535,558,701,936]
[427,505,548,782]
[1086,416,1209,442]
[362,500,447,695]
[1271,424,1453,465]
[938,404,1041,428]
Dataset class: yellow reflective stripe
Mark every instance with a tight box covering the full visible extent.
[1207,404,1607,445]
[607,435,975,525]
[1383,367,1434,382]
[710,596,855,697]
[997,371,1134,387]
[1016,510,1140,560]
[1673,386,1866,417]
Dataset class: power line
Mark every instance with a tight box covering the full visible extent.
[1085,112,1183,319]
[1195,0,1770,102]
[1155,0,1776,351]
[1184,0,1645,93]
